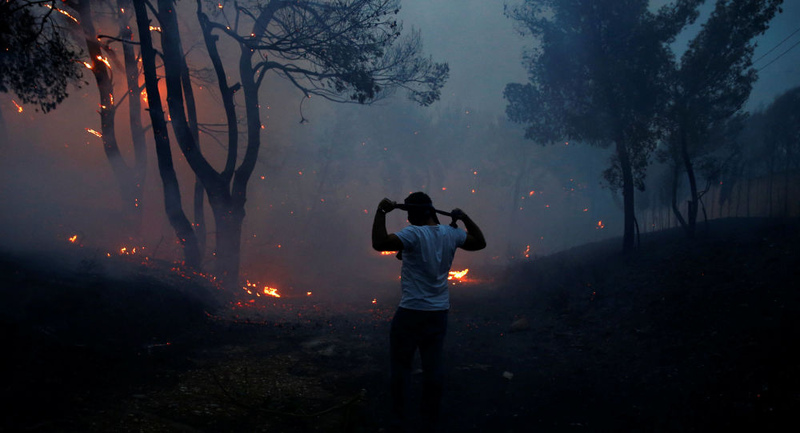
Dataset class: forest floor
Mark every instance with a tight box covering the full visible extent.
[1,217,799,433]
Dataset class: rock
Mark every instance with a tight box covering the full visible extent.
[510,317,530,332]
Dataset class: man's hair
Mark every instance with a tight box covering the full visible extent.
[404,192,438,225]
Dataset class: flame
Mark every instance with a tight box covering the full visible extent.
[244,280,281,298]
[86,128,102,138]
[68,235,78,243]
[149,25,162,32]
[448,269,469,280]
[44,4,79,24]
[596,220,605,229]
[523,245,531,258]
[372,298,377,304]
[11,100,23,113]
[119,246,138,255]
[380,251,397,256]
[83,61,93,70]
[96,55,111,69]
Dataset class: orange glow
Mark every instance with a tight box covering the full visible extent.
[244,280,281,298]
[529,190,535,196]
[119,246,139,255]
[307,291,312,296]
[83,61,93,70]
[372,298,378,304]
[96,55,111,69]
[380,251,397,256]
[149,25,162,32]
[68,235,78,243]
[44,4,79,23]
[86,128,102,138]
[596,220,605,229]
[11,100,23,113]
[523,245,531,258]
[448,269,469,280]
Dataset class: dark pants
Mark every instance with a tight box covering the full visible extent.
[390,307,448,432]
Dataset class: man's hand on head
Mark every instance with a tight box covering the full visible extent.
[379,198,397,214]
[450,208,466,221]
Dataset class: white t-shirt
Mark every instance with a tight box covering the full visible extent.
[394,224,467,311]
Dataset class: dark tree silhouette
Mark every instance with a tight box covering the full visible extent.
[137,0,448,286]
[664,0,783,238]
[763,86,800,216]
[132,0,203,269]
[0,0,83,125]
[504,0,702,253]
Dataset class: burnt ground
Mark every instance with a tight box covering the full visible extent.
[1,217,799,433]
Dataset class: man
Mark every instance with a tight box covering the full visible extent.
[372,192,486,433]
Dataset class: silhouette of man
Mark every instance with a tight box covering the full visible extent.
[372,192,486,433]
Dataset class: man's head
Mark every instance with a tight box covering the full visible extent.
[404,191,438,226]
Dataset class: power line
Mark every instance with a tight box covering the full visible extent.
[752,25,800,66]
[757,38,800,72]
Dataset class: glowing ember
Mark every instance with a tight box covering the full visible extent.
[86,128,103,138]
[596,220,605,229]
[68,235,78,243]
[44,4,79,23]
[380,251,397,256]
[523,245,531,258]
[12,100,23,113]
[83,61,93,70]
[149,25,162,32]
[244,280,281,298]
[307,291,312,296]
[372,298,377,304]
[96,55,111,69]
[119,246,138,255]
[448,269,469,280]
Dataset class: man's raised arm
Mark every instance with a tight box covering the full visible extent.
[372,198,404,251]
[452,209,486,251]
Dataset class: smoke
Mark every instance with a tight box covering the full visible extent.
[1,0,798,300]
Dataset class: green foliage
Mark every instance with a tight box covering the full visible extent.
[0,0,83,112]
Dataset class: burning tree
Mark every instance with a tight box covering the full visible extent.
[64,0,150,231]
[663,0,783,239]
[134,0,448,286]
[504,0,702,253]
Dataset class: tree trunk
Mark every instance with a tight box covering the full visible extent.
[75,0,138,216]
[784,146,792,217]
[179,48,206,255]
[680,128,698,239]
[133,0,201,268]
[616,139,635,253]
[119,0,146,232]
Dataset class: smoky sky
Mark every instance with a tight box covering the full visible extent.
[1,0,799,295]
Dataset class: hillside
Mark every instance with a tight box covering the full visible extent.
[1,217,798,432]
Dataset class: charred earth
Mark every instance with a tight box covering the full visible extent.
[1,217,798,432]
